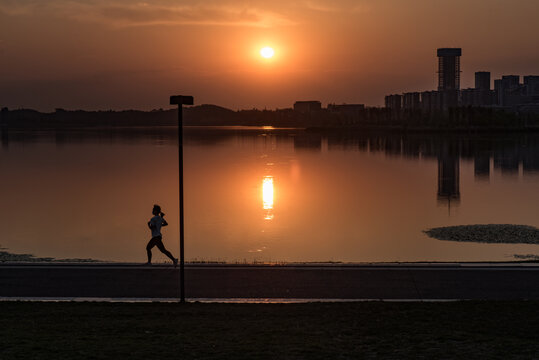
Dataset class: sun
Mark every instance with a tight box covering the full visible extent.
[260,47,274,59]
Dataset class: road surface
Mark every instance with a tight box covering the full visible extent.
[1,263,539,300]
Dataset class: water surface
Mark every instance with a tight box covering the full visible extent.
[2,126,539,262]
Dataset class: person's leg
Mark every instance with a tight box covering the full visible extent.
[156,238,176,261]
[146,238,158,263]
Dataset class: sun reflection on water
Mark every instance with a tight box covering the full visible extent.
[262,176,274,220]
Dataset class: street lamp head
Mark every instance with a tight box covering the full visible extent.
[170,95,194,106]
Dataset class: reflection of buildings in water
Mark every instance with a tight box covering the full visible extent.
[368,136,386,153]
[1,127,8,150]
[0,108,8,149]
[437,155,460,210]
[262,176,274,220]
[384,137,402,156]
[259,133,278,153]
[326,134,367,151]
[293,133,321,151]
[493,152,519,175]
[523,155,539,174]
[54,131,67,147]
[522,138,539,176]
[474,155,490,180]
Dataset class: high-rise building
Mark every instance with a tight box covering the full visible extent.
[403,92,420,110]
[501,75,520,89]
[475,72,490,91]
[420,92,430,112]
[437,48,462,91]
[524,76,539,97]
[460,71,495,107]
[385,94,402,111]
[494,79,502,105]
[496,75,521,106]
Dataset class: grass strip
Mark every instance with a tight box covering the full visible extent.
[1,301,538,359]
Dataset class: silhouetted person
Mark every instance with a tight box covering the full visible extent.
[146,204,177,266]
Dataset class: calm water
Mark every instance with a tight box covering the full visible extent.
[2,126,539,263]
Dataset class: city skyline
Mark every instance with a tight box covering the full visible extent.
[1,0,539,111]
[385,48,539,112]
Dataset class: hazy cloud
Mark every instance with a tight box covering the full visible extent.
[299,1,341,13]
[351,4,371,13]
[0,0,297,27]
[296,0,371,13]
[0,0,372,27]
[0,0,37,16]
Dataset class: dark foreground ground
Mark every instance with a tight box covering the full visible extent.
[1,301,539,359]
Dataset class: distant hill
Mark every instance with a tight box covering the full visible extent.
[183,104,237,125]
[0,104,311,128]
[0,105,242,129]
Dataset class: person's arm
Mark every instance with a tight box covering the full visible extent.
[160,213,168,227]
[148,220,154,229]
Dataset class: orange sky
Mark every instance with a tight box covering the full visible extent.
[1,0,538,111]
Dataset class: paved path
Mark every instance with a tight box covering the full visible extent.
[1,263,539,300]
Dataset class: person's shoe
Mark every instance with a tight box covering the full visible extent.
[173,258,178,268]
[145,262,152,266]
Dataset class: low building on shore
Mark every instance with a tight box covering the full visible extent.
[293,101,322,113]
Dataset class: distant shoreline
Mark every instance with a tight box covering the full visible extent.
[4,123,539,133]
[306,125,539,133]
[2,105,539,132]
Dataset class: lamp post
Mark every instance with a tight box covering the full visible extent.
[170,95,194,303]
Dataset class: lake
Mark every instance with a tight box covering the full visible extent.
[2,126,539,263]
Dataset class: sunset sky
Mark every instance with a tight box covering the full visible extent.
[1,0,538,111]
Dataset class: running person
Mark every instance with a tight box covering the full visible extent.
[146,204,178,266]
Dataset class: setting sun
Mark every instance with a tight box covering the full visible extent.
[260,47,275,59]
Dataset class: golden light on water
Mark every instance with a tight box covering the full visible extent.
[263,176,274,220]
[263,177,274,209]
